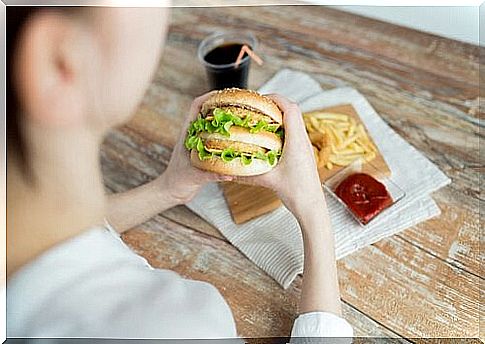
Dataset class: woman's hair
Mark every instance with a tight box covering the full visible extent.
[8,7,82,174]
[7,7,40,172]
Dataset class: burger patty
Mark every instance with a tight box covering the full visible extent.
[205,106,278,126]
[204,139,266,155]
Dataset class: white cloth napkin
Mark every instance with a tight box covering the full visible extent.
[187,69,451,289]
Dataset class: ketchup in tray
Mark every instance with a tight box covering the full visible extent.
[335,173,393,225]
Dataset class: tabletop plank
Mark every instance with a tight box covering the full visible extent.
[397,194,481,277]
[100,5,481,339]
[337,237,480,338]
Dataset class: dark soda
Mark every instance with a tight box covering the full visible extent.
[203,43,251,90]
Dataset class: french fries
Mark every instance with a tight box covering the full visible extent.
[303,110,378,170]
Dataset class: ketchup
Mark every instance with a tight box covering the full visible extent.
[335,173,393,225]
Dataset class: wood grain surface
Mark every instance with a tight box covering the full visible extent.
[222,182,281,224]
[100,6,482,340]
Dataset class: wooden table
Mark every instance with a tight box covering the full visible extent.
[100,6,482,340]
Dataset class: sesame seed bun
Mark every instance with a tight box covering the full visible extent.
[201,88,283,124]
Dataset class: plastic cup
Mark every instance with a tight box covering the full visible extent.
[198,31,258,90]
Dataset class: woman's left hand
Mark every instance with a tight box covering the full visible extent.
[158,92,233,205]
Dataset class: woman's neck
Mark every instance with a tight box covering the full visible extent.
[7,123,106,277]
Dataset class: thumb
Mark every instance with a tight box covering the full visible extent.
[265,94,306,143]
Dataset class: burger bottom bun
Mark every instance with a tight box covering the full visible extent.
[190,150,275,176]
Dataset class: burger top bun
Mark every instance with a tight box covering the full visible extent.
[201,88,283,124]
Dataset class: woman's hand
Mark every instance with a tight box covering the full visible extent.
[158,92,233,205]
[107,92,233,233]
[235,94,324,218]
[235,94,343,317]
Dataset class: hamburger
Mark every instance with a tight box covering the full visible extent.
[185,88,284,176]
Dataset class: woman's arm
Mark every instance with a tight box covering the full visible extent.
[235,95,344,318]
[106,92,232,233]
[291,195,342,316]
[106,175,181,233]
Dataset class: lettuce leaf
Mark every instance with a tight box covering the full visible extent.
[240,115,251,127]
[187,136,282,166]
[204,121,218,133]
[275,128,285,138]
[198,149,212,160]
[221,148,236,162]
[213,108,244,126]
[241,154,252,166]
[184,135,212,160]
[196,137,213,160]
[184,135,199,150]
[248,120,284,134]
[249,120,268,134]
[253,151,268,161]
[266,123,280,133]
[267,150,278,167]
[223,120,234,133]
[187,108,282,139]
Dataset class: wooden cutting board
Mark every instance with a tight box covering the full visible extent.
[223,103,391,224]
[222,183,281,224]
[314,104,391,181]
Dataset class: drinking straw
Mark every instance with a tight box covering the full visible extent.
[235,44,263,67]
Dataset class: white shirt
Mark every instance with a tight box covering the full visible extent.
[7,226,353,339]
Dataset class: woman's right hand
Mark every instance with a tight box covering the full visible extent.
[235,94,325,218]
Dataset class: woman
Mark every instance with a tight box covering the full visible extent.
[7,7,353,339]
